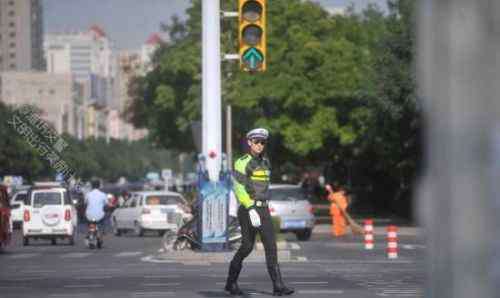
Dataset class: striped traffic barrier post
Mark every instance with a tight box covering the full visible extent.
[387,225,398,259]
[364,219,374,250]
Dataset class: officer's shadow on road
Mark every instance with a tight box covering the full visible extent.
[198,289,273,297]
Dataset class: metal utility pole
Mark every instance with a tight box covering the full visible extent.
[202,0,222,182]
[226,105,233,170]
[418,0,500,297]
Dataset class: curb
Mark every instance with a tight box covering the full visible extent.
[154,249,292,264]
[313,224,423,236]
[150,240,306,264]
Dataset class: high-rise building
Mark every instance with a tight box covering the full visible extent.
[106,50,148,141]
[44,25,118,139]
[44,25,116,82]
[0,0,44,71]
[141,33,164,72]
[0,72,83,137]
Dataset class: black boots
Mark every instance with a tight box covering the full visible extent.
[269,265,294,296]
[225,262,243,295]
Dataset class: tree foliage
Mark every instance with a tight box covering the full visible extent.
[0,102,177,183]
[125,0,421,217]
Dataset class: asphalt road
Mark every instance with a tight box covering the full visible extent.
[0,223,426,298]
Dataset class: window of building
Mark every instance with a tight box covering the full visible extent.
[8,11,15,17]
[9,53,15,59]
[9,32,15,38]
[9,42,15,48]
[8,0,14,5]
[9,22,15,28]
[49,89,55,95]
[9,63,16,69]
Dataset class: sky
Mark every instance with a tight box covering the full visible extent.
[43,0,388,50]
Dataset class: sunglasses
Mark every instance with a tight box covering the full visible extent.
[251,139,267,145]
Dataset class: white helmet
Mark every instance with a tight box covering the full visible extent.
[246,128,269,140]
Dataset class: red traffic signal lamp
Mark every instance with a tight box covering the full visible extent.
[239,0,266,72]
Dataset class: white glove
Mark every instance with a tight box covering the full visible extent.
[248,208,261,228]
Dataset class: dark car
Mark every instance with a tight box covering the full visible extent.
[0,185,12,250]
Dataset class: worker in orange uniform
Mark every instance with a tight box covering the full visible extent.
[325,184,350,237]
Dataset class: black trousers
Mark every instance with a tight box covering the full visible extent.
[230,205,277,273]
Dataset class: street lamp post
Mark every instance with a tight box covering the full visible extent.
[202,0,222,182]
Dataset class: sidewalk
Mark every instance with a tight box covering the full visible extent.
[153,241,297,264]
[153,240,302,264]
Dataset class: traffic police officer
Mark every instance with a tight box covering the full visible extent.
[225,128,294,296]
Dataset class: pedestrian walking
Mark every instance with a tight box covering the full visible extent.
[225,128,294,296]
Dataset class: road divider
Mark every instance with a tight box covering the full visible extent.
[387,225,399,259]
[364,219,374,250]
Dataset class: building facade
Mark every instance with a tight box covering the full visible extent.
[0,0,44,71]
[44,25,116,81]
[0,71,82,137]
[44,25,118,139]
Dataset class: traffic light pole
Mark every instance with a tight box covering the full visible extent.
[202,0,222,182]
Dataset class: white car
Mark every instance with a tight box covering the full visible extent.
[112,191,188,236]
[10,190,27,228]
[22,183,78,246]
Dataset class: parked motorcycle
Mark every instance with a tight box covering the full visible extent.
[85,219,102,249]
[162,207,242,251]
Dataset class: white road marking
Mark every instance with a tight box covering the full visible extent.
[60,252,93,258]
[48,294,91,298]
[298,290,344,294]
[21,269,56,274]
[64,284,104,288]
[3,277,46,281]
[78,268,121,272]
[141,255,176,263]
[290,281,329,285]
[115,251,143,257]
[74,276,113,280]
[143,275,181,279]
[132,292,175,296]
[7,253,41,259]
[378,290,422,297]
[401,244,426,250]
[290,243,301,250]
[141,283,181,287]
[215,282,253,285]
[296,256,308,262]
[245,292,264,296]
[310,259,415,264]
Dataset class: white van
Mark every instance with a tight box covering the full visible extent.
[22,183,78,245]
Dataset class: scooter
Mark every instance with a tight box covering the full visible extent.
[85,219,103,249]
[163,208,242,251]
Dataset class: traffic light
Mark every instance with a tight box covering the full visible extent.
[239,0,266,72]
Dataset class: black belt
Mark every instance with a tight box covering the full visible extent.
[254,200,268,207]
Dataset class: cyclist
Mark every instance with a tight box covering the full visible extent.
[84,180,108,240]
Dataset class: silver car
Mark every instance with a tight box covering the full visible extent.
[268,184,315,241]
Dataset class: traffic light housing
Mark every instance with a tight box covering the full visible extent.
[239,0,266,72]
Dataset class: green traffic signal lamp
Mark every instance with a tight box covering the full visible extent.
[239,0,266,72]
